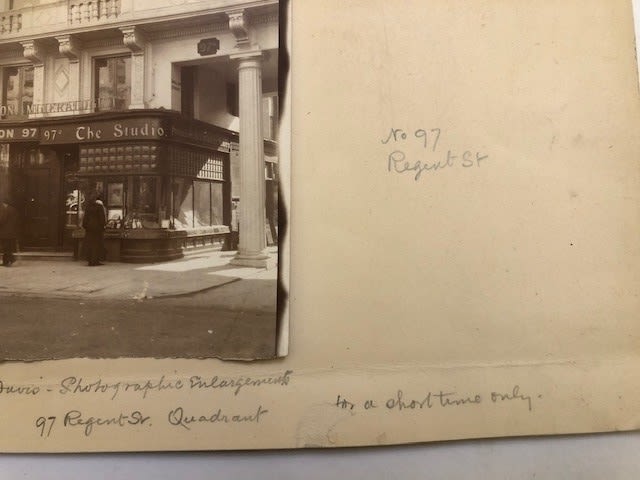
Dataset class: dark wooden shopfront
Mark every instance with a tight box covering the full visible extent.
[7,143,78,251]
[0,110,238,261]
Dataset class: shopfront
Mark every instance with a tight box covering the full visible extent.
[0,110,237,262]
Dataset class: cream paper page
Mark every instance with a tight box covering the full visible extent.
[0,0,639,452]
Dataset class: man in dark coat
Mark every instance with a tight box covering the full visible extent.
[82,192,106,266]
[0,198,19,267]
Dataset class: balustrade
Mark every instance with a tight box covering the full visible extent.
[68,0,120,25]
[0,13,22,34]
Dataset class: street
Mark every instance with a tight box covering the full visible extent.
[0,247,280,361]
[0,292,277,361]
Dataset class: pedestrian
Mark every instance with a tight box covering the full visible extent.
[82,191,106,266]
[0,197,19,267]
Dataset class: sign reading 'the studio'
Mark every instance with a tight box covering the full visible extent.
[39,118,169,144]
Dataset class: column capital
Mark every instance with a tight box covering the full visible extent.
[56,34,81,61]
[229,50,262,65]
[120,25,146,53]
[20,40,44,64]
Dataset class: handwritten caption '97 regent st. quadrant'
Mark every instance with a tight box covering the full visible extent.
[0,371,293,439]
[382,128,489,181]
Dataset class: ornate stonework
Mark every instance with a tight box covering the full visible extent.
[0,47,26,60]
[54,61,70,97]
[251,11,279,26]
[56,34,80,60]
[227,9,250,47]
[83,36,123,49]
[120,25,146,52]
[20,40,44,64]
[146,21,227,41]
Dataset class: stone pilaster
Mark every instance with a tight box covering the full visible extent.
[21,40,45,117]
[230,51,273,268]
[120,26,146,109]
[129,51,146,109]
[56,35,80,106]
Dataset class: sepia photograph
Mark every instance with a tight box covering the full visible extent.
[0,0,286,361]
[0,0,639,463]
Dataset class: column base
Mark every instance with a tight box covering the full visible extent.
[230,252,277,269]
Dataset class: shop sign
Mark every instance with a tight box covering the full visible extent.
[26,100,95,115]
[1,100,96,116]
[0,116,221,145]
[40,118,168,144]
[197,38,220,56]
[0,127,39,141]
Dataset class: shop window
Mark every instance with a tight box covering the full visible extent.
[63,154,82,228]
[2,65,33,119]
[211,182,223,225]
[21,147,53,168]
[105,181,124,227]
[127,176,158,228]
[65,188,84,227]
[194,181,210,227]
[173,178,194,229]
[94,56,131,112]
[172,178,224,230]
[80,176,164,229]
[132,177,154,213]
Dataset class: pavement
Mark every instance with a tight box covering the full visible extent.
[0,247,279,314]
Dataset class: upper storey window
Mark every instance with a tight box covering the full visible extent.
[94,56,131,112]
[1,65,33,119]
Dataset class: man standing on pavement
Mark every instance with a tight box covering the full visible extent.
[82,191,106,266]
[0,197,18,267]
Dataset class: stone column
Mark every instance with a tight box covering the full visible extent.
[230,51,272,268]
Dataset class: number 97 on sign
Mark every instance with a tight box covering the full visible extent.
[43,129,62,141]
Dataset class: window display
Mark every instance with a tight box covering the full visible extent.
[194,180,211,227]
[107,182,124,207]
[173,177,193,229]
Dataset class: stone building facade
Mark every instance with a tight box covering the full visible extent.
[0,0,279,264]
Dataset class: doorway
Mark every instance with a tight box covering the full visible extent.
[17,147,62,250]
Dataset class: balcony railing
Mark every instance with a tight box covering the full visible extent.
[68,0,120,25]
[0,12,22,34]
[0,0,277,39]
